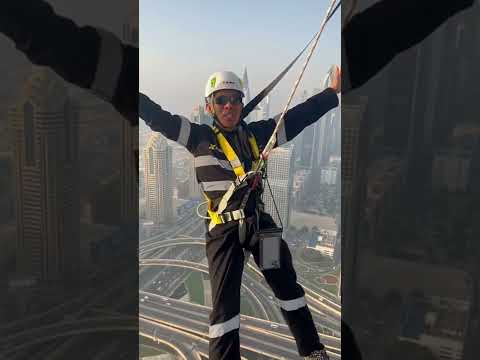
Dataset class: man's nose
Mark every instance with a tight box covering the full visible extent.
[223,102,233,110]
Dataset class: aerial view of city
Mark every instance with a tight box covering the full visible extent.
[138,1,341,358]
[138,101,341,359]
[1,1,479,360]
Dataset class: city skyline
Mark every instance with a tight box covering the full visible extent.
[139,0,340,117]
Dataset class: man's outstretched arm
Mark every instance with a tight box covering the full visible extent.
[248,87,339,150]
[343,0,475,91]
[0,0,138,124]
[248,67,340,150]
[139,93,206,154]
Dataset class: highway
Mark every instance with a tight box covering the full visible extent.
[0,316,136,356]
[137,207,343,358]
[140,244,341,330]
[140,299,340,360]
[0,206,342,359]
[140,291,340,351]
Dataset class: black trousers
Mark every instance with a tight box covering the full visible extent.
[205,212,322,359]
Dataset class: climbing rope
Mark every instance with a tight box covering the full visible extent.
[258,0,339,167]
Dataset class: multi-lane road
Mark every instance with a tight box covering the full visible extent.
[0,208,342,359]
[139,208,342,359]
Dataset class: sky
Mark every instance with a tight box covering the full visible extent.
[140,0,341,118]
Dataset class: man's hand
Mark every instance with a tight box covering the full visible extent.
[328,65,341,94]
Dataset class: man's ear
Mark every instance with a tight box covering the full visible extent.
[205,102,213,115]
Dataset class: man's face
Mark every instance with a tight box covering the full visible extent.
[206,89,243,129]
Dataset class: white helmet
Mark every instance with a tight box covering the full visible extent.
[205,71,244,99]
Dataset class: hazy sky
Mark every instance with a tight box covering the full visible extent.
[140,0,340,117]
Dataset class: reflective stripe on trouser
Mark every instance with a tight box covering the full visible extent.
[206,224,245,360]
[205,212,322,360]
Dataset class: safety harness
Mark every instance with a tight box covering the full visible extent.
[200,0,340,261]
[205,125,263,233]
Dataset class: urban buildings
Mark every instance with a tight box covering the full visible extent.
[262,145,295,229]
[190,105,212,127]
[143,133,174,226]
[241,66,253,123]
[10,67,81,282]
[120,2,139,223]
[256,95,270,122]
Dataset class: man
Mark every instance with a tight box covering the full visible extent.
[139,68,340,359]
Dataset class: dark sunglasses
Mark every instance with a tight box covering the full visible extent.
[214,94,243,106]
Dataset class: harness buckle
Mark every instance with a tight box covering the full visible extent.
[208,210,225,225]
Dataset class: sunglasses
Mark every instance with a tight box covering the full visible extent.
[214,94,243,106]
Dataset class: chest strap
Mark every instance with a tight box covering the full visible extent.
[206,126,261,231]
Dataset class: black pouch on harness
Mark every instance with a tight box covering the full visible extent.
[257,228,283,270]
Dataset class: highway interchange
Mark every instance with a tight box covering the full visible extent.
[138,208,342,359]
[0,207,341,359]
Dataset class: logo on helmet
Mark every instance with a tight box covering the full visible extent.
[210,77,217,88]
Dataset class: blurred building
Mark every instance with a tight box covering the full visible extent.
[188,156,202,199]
[256,95,270,121]
[320,166,338,185]
[191,105,212,127]
[10,67,81,282]
[262,145,295,229]
[120,1,139,223]
[143,133,174,225]
[241,66,253,124]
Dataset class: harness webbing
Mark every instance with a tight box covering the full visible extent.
[198,2,340,225]
[205,126,261,229]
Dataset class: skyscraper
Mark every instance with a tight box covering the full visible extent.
[262,95,270,119]
[10,67,80,282]
[241,66,253,123]
[143,133,174,225]
[262,145,295,229]
[188,156,202,199]
[330,109,341,157]
[191,105,212,126]
[121,0,138,223]
[312,87,337,172]
[312,111,329,169]
[341,95,368,316]
[298,90,314,168]
[256,95,271,122]
[0,152,14,224]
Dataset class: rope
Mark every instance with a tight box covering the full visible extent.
[256,0,339,168]
[196,201,211,220]
[242,1,341,121]
[197,2,340,221]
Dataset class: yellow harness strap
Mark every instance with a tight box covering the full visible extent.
[205,126,260,226]
[212,127,246,178]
